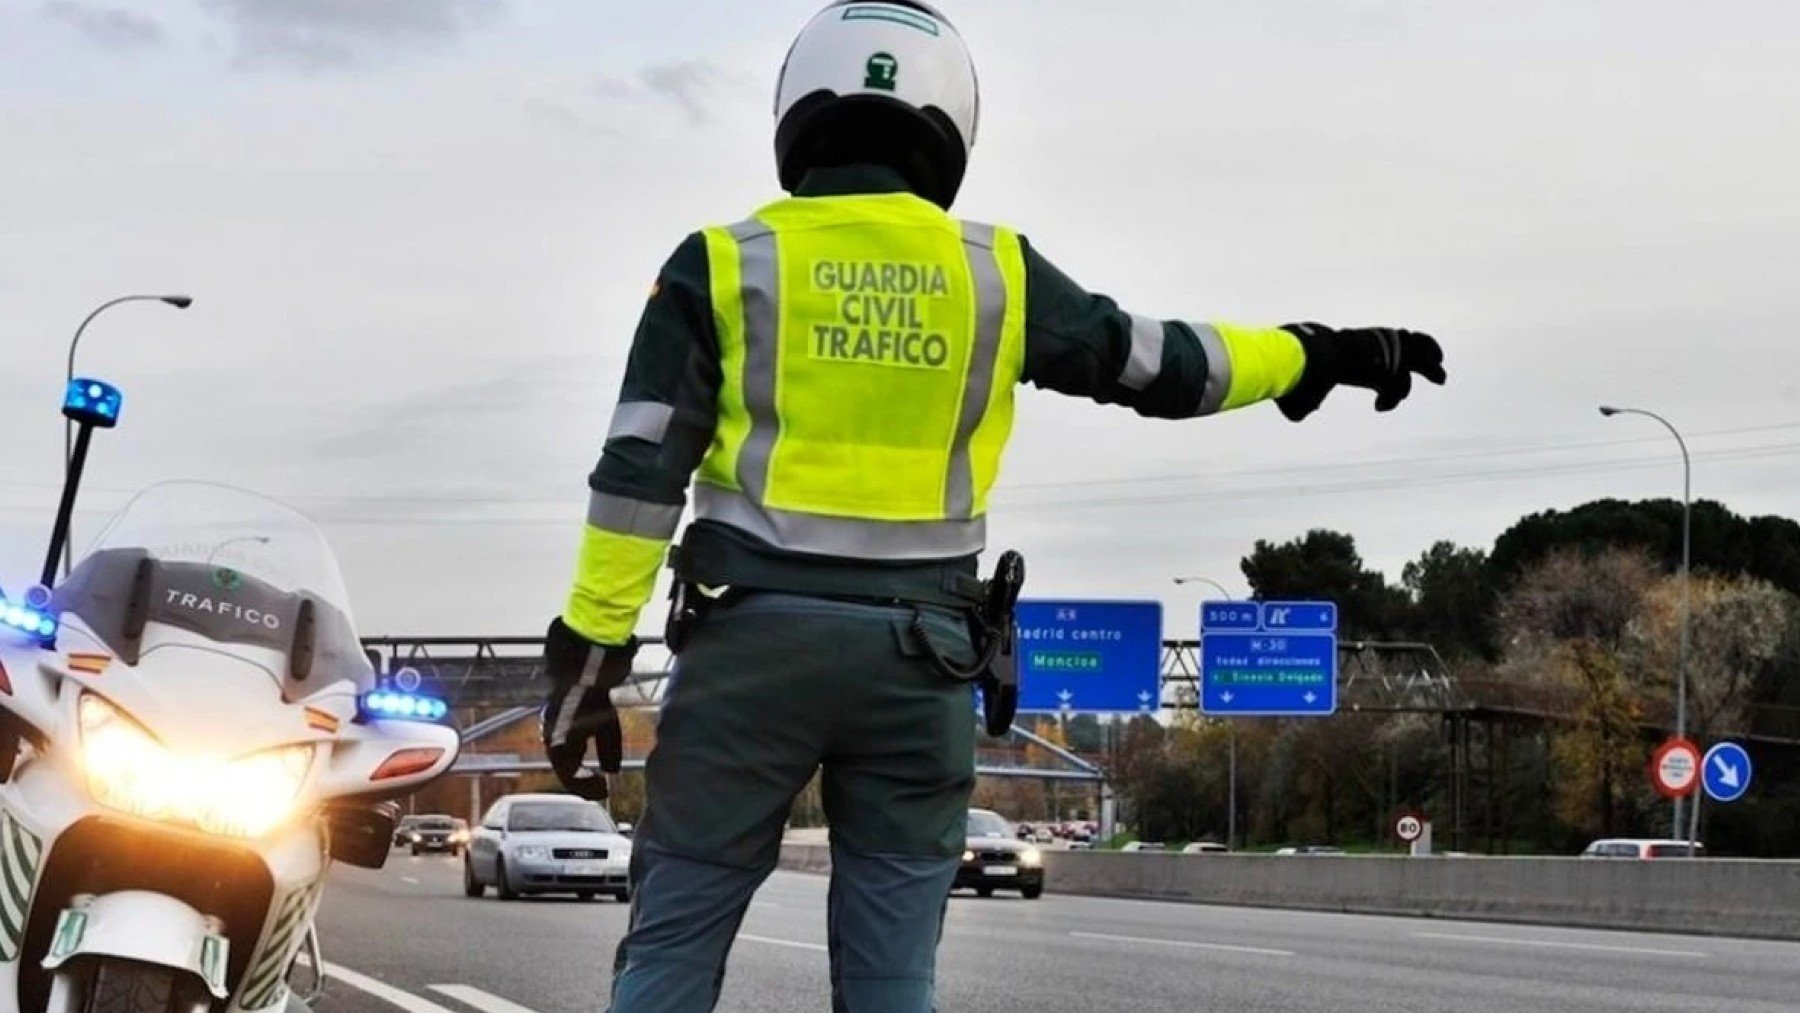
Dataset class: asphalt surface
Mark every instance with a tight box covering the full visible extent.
[312,850,1800,1012]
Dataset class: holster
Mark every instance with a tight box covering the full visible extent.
[905,550,1025,737]
[663,579,715,655]
[975,551,1024,737]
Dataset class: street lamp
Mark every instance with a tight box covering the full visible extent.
[62,294,193,574]
[1173,576,1233,599]
[1599,404,1692,839]
[1174,576,1239,850]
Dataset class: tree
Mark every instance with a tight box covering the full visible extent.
[1490,499,1800,595]
[1628,575,1796,737]
[1064,713,1103,753]
[1402,541,1498,661]
[1240,529,1409,639]
[1496,549,1661,839]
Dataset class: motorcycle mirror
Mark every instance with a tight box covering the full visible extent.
[290,597,316,682]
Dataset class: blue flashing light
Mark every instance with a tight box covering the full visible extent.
[64,377,124,429]
[0,594,58,644]
[360,690,449,723]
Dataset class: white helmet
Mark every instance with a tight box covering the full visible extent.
[774,1,979,208]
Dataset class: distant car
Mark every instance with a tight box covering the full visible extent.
[1121,841,1165,853]
[394,815,427,848]
[1581,838,1706,859]
[1275,845,1345,856]
[404,815,468,856]
[955,809,1044,899]
[464,793,633,901]
[1181,842,1228,855]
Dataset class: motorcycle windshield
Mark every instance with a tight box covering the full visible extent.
[52,481,371,689]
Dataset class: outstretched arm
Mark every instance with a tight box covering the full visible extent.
[1019,239,1444,420]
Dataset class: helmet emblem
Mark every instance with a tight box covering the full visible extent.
[864,52,899,91]
[212,567,243,591]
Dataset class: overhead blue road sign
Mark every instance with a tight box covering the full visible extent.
[1201,601,1260,631]
[1261,601,1337,632]
[1702,742,1753,803]
[1016,600,1163,714]
[1200,633,1336,715]
[1201,599,1338,716]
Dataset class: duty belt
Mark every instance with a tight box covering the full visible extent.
[662,543,1025,736]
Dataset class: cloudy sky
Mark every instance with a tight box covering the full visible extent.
[3,0,1797,637]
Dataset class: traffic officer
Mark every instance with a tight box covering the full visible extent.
[541,2,1447,1011]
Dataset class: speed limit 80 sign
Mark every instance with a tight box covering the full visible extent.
[1395,813,1425,843]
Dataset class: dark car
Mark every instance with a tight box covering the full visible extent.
[404,815,468,856]
[393,814,426,848]
[953,809,1044,899]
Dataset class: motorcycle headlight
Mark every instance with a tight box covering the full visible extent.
[962,850,975,863]
[79,694,313,839]
[1019,847,1043,867]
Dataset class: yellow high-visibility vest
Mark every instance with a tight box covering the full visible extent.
[697,192,1027,559]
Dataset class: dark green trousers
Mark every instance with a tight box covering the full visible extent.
[608,593,977,1013]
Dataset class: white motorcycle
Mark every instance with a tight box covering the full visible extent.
[0,466,459,1013]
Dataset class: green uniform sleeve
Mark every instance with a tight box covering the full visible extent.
[1018,238,1306,418]
[564,233,720,645]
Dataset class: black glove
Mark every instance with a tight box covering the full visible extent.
[1274,323,1447,422]
[541,617,639,802]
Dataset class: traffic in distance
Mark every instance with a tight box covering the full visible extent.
[304,801,1799,1013]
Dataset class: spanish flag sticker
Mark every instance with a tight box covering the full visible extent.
[303,707,341,734]
[66,653,110,675]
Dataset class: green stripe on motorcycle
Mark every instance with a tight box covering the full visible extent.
[0,812,37,962]
[201,934,229,996]
[0,835,31,954]
[48,910,87,961]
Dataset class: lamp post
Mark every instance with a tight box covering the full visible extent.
[1599,405,1691,839]
[1173,576,1232,600]
[62,294,193,574]
[1174,575,1238,850]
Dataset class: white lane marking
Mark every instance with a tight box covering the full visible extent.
[323,963,465,1013]
[430,984,542,1013]
[402,877,421,884]
[1412,932,1708,959]
[748,900,782,910]
[1070,931,1295,957]
[739,933,828,953]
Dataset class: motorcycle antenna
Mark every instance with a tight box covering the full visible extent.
[42,378,123,589]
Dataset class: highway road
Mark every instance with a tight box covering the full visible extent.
[312,852,1800,1012]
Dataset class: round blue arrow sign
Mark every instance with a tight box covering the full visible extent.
[1701,742,1753,803]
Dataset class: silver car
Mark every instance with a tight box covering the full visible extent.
[463,793,633,902]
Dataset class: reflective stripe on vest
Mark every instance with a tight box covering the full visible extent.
[697,194,1026,560]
